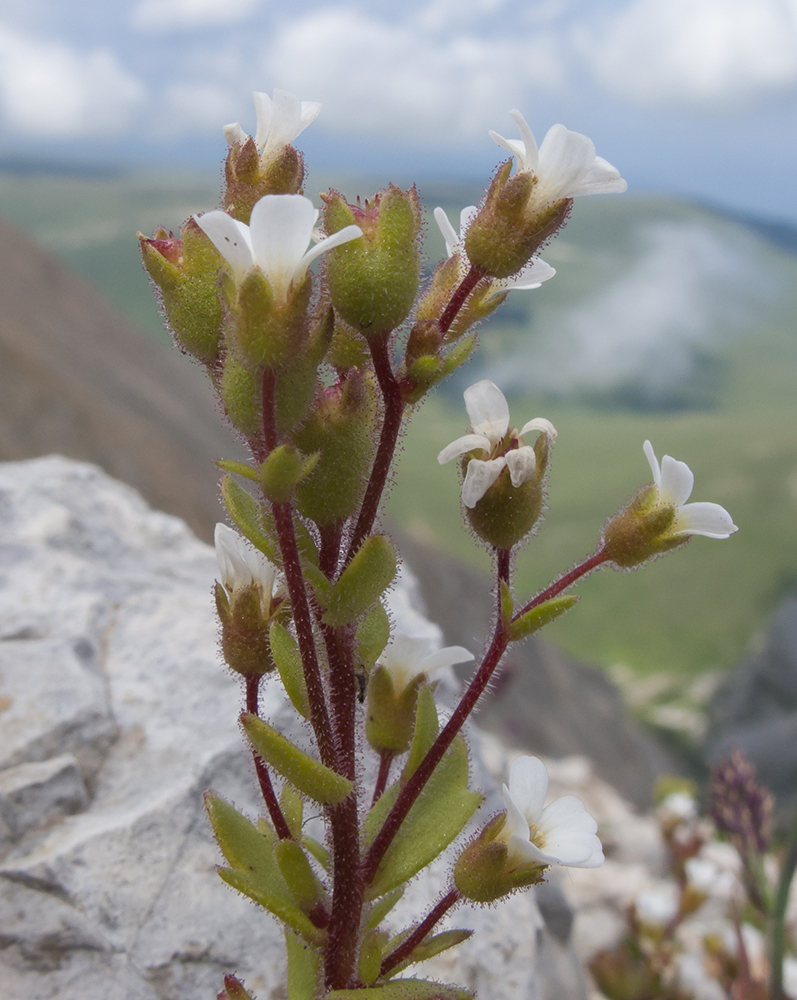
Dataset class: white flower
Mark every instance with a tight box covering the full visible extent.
[635,886,680,925]
[433,205,556,296]
[490,110,627,207]
[782,957,797,1000]
[643,441,738,539]
[377,632,474,696]
[437,380,556,509]
[223,89,321,165]
[195,194,362,303]
[215,523,284,613]
[497,755,604,869]
[659,790,698,820]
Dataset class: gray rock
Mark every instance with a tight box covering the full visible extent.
[0,754,87,848]
[707,591,797,816]
[0,456,583,1000]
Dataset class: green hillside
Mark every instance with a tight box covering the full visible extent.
[1,167,794,686]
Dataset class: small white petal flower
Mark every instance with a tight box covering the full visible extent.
[377,632,473,696]
[214,523,284,614]
[433,205,555,296]
[437,380,556,509]
[195,194,362,302]
[224,88,321,166]
[659,790,698,820]
[489,110,627,208]
[635,886,680,926]
[643,441,738,539]
[498,755,604,869]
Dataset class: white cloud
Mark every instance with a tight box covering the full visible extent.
[265,5,566,144]
[130,0,262,31]
[0,25,144,137]
[159,81,242,134]
[580,0,797,108]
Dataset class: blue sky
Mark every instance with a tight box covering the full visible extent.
[1,0,796,222]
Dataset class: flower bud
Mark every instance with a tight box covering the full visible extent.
[218,974,257,1000]
[464,162,571,280]
[139,219,224,364]
[223,137,305,223]
[453,814,547,903]
[365,664,426,755]
[323,185,422,334]
[293,369,378,525]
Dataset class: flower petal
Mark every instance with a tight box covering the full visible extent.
[508,109,540,173]
[223,121,248,146]
[433,206,458,257]
[298,224,363,275]
[507,755,548,822]
[674,502,738,539]
[488,129,528,166]
[249,194,317,301]
[643,440,661,487]
[194,210,254,285]
[419,645,474,675]
[659,453,694,506]
[502,783,531,843]
[573,155,627,195]
[437,434,492,466]
[461,457,505,508]
[539,795,597,836]
[464,380,510,443]
[537,124,596,202]
[505,446,536,487]
[506,834,549,867]
[505,257,556,291]
[252,90,276,148]
[519,417,557,441]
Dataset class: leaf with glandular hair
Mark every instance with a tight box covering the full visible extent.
[217,458,261,483]
[323,535,397,627]
[242,713,353,805]
[286,928,322,1000]
[508,594,579,642]
[364,734,481,900]
[386,929,474,977]
[270,623,310,719]
[329,979,473,1000]
[358,928,389,986]
[356,601,391,670]
[279,783,304,840]
[365,886,404,931]
[274,839,322,911]
[220,475,279,563]
[205,794,323,944]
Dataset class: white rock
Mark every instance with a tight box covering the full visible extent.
[0,753,87,848]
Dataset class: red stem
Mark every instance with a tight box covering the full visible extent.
[325,795,363,990]
[438,265,484,336]
[345,332,404,565]
[372,752,393,807]
[380,889,461,978]
[513,548,609,621]
[245,675,292,840]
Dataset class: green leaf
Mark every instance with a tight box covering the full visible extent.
[279,783,304,840]
[356,602,391,670]
[220,475,279,564]
[401,686,439,783]
[364,735,482,900]
[508,594,579,642]
[303,561,332,610]
[216,458,261,482]
[205,794,324,945]
[365,887,405,931]
[242,713,353,805]
[328,978,473,1000]
[274,839,321,911]
[358,928,388,986]
[401,929,473,967]
[302,835,330,870]
[286,928,322,1000]
[323,535,397,627]
[270,623,311,719]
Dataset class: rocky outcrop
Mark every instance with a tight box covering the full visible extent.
[0,456,598,1000]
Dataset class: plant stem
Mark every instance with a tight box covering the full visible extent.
[513,549,610,621]
[345,331,404,565]
[372,752,393,807]
[771,799,797,1000]
[439,266,484,336]
[244,675,292,840]
[325,795,363,990]
[379,888,462,978]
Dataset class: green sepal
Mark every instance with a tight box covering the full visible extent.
[280,783,304,840]
[220,353,262,437]
[401,685,439,783]
[453,814,548,903]
[508,594,579,642]
[328,979,473,1000]
[217,458,261,483]
[323,535,397,627]
[363,734,481,900]
[403,356,444,405]
[366,887,405,931]
[204,793,324,946]
[359,928,389,986]
[441,334,476,371]
[270,622,311,719]
[500,582,514,630]
[242,713,354,805]
[261,445,319,504]
[220,475,280,564]
[365,667,424,755]
[356,602,391,671]
[274,838,322,912]
[286,928,322,1000]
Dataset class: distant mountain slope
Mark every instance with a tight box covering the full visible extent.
[0,213,244,540]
